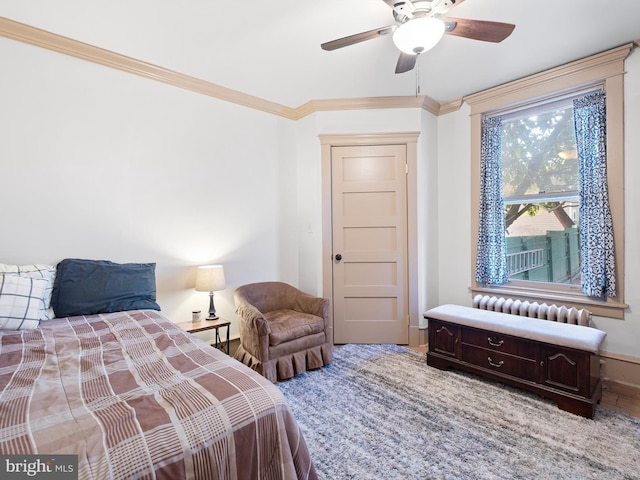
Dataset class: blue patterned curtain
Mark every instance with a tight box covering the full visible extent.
[476,115,509,286]
[574,91,616,298]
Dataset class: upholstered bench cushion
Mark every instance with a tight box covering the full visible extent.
[425,304,606,353]
[265,310,326,346]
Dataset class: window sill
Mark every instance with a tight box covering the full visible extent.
[470,283,627,320]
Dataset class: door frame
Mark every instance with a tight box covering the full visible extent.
[319,132,421,346]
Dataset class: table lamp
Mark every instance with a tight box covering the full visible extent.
[195,264,226,320]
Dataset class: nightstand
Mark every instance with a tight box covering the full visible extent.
[176,318,231,355]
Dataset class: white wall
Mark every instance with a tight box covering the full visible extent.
[419,108,441,326]
[0,37,296,339]
[436,103,472,309]
[435,49,640,360]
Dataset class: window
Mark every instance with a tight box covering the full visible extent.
[501,96,582,285]
[466,44,631,319]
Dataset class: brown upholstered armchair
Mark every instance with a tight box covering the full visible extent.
[233,282,332,382]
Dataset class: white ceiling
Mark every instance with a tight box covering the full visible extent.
[2,0,639,108]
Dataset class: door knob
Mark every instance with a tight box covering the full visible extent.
[335,254,342,261]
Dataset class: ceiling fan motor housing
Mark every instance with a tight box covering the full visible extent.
[392,16,446,55]
[392,0,458,23]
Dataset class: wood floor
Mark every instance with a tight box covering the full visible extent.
[409,346,640,419]
[600,382,640,418]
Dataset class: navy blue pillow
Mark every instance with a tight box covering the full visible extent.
[51,259,161,317]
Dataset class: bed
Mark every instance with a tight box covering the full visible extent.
[0,260,317,479]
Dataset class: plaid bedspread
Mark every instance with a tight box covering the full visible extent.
[0,310,317,480]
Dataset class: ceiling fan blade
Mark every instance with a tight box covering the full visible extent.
[444,17,515,43]
[395,52,417,74]
[321,25,395,51]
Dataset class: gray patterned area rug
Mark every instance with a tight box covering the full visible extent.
[277,344,640,480]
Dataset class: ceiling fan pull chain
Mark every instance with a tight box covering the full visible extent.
[415,56,421,96]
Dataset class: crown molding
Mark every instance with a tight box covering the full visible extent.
[0,16,298,119]
[437,98,464,115]
[1,16,458,119]
[420,96,441,115]
[294,95,432,120]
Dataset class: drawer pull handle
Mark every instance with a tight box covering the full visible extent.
[487,337,504,347]
[488,357,504,368]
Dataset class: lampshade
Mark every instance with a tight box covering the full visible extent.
[195,265,226,292]
[392,17,446,55]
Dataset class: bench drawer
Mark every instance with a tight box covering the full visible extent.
[462,327,537,360]
[461,345,538,382]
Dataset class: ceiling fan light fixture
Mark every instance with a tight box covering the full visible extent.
[392,17,446,55]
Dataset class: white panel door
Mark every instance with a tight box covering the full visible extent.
[332,144,409,344]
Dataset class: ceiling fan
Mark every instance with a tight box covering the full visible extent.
[321,0,515,74]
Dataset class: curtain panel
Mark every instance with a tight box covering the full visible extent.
[574,91,617,298]
[475,115,509,286]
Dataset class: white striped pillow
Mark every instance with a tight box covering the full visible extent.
[0,275,48,330]
[0,264,56,320]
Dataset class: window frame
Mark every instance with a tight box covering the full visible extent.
[466,44,632,319]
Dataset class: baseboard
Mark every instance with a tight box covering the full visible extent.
[409,324,423,347]
[417,327,428,347]
[600,350,640,390]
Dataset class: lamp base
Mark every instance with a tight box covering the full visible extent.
[207,291,219,321]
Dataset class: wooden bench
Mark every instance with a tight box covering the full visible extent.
[424,304,606,418]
